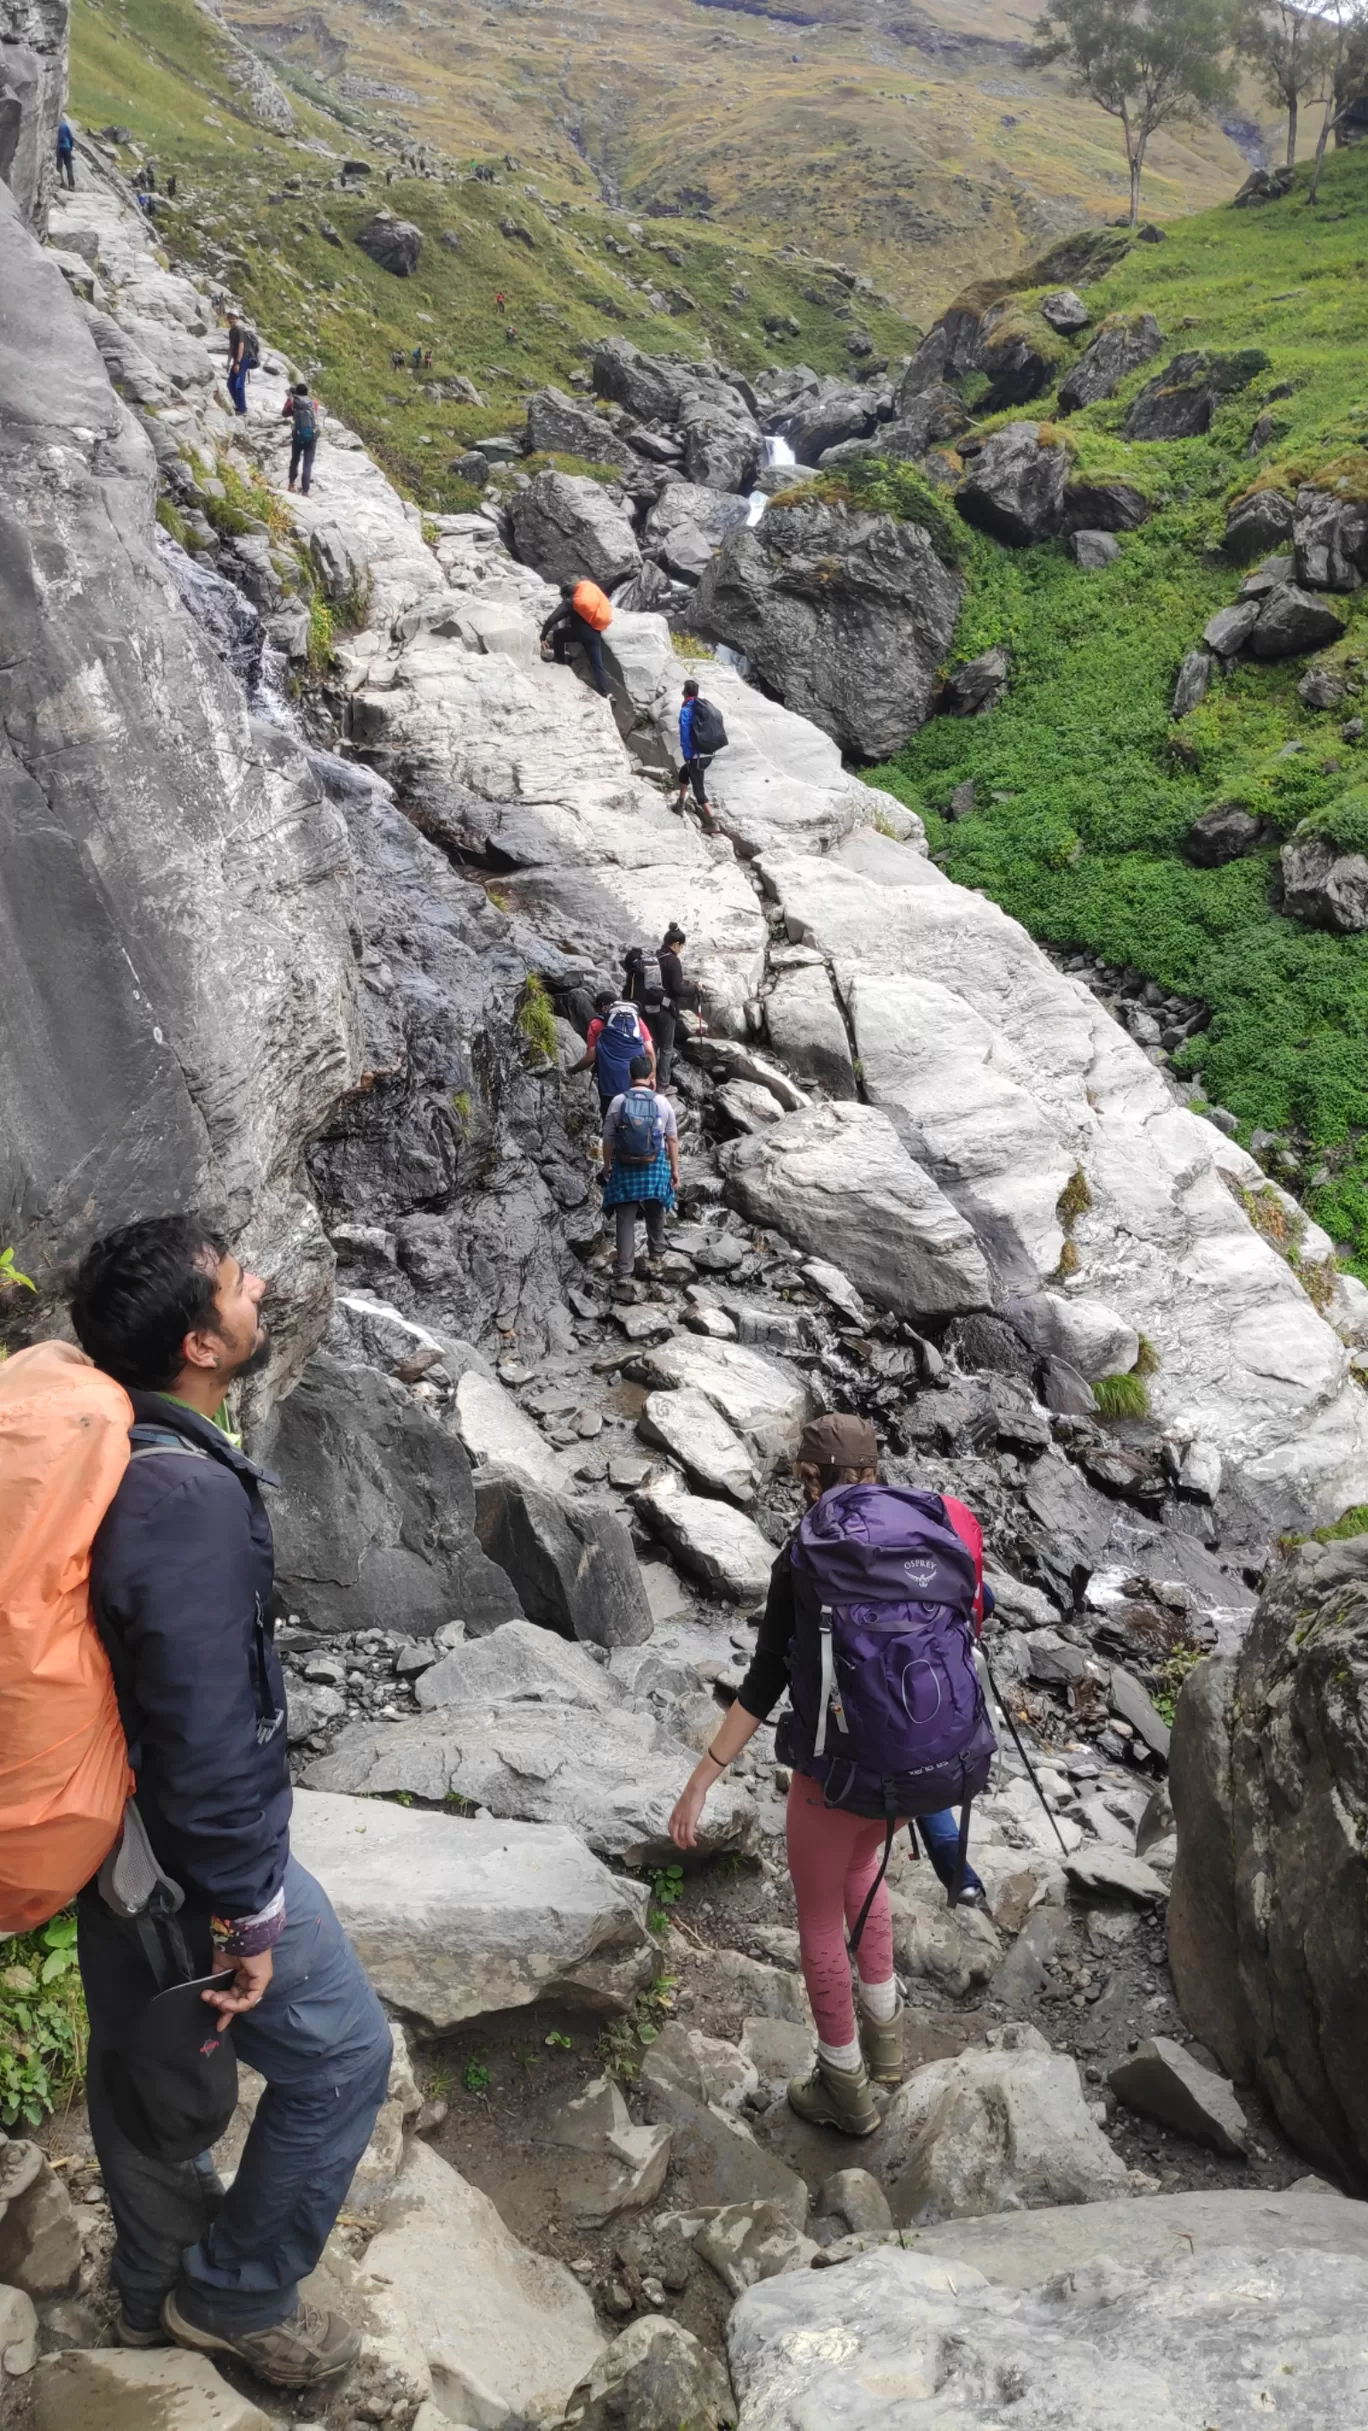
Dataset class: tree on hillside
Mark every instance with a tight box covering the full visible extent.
[1237,0,1333,165]
[1306,0,1368,199]
[1034,0,1237,225]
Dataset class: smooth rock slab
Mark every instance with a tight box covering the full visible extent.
[639,1384,758,1503]
[306,1699,756,1866]
[694,2200,819,2296]
[1109,2034,1249,2155]
[288,1789,654,2028]
[415,1616,615,1712]
[32,2346,275,2429]
[727,2241,1368,2429]
[545,2072,672,2224]
[366,2138,604,2426]
[1066,1846,1169,1905]
[874,2022,1130,2225]
[892,2182,1368,2282]
[722,1100,991,1322]
[636,1475,777,1601]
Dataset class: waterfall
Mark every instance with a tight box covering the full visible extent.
[746,431,798,526]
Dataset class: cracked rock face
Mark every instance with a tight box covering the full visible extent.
[0,180,360,1384]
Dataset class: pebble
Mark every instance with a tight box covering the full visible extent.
[303,1655,346,1686]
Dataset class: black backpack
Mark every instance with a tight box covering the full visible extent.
[690,697,728,755]
[242,326,261,369]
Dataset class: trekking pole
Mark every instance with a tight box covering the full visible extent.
[981,1649,1072,1858]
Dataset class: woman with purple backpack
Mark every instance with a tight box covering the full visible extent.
[668,1412,995,2137]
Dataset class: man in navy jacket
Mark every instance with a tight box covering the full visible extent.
[71,1216,391,2392]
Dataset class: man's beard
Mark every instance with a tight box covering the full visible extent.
[239,1320,273,1378]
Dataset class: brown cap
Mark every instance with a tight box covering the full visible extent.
[798,1412,878,1469]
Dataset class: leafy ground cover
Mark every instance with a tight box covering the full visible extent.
[872,144,1368,1274]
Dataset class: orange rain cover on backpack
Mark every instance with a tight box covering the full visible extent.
[572,579,613,632]
[0,1342,134,1933]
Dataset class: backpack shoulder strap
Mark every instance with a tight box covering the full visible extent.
[128,1425,211,1465]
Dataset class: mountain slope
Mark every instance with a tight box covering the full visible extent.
[867,148,1368,1280]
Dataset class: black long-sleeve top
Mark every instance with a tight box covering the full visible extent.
[735,1547,796,1722]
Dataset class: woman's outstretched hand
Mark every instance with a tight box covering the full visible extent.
[669,1769,711,1850]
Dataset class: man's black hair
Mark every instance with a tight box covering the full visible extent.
[70,1214,228,1392]
[663,922,685,946]
[593,989,613,1012]
[560,582,574,598]
[628,1053,652,1081]
[294,380,309,395]
[682,678,700,698]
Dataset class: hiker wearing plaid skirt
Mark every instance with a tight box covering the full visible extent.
[602,1053,678,1292]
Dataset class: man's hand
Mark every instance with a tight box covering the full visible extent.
[203,1950,273,2025]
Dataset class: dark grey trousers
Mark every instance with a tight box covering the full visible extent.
[614,1199,667,1279]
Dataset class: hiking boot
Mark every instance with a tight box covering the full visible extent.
[858,1998,906,2086]
[116,2311,166,2348]
[162,2291,361,2389]
[786,2054,879,2137]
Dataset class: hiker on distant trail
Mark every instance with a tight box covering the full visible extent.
[505,323,519,345]
[669,1412,995,2138]
[540,578,612,699]
[423,346,432,369]
[674,675,726,825]
[653,922,693,1088]
[411,343,422,371]
[167,171,177,199]
[67,1217,391,2388]
[224,314,255,417]
[390,348,404,370]
[602,1053,679,1293]
[56,116,76,189]
[281,378,320,495]
[568,990,656,1112]
[495,289,506,312]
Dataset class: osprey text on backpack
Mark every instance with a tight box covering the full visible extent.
[689,696,728,756]
[777,1482,997,1929]
[616,1084,665,1166]
[594,999,649,1103]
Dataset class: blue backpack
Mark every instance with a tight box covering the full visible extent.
[594,1001,647,1104]
[616,1085,663,1165]
[777,1483,997,1925]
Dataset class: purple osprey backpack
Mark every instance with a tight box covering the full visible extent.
[776,1482,997,1925]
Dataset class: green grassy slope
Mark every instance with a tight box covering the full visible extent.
[71,0,918,508]
[871,148,1368,1276]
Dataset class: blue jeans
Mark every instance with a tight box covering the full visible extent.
[227,360,248,415]
[918,1808,985,1898]
[80,1856,392,2334]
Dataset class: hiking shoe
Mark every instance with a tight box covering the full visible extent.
[954,1880,987,1910]
[116,2311,166,2348]
[162,2291,361,2389]
[786,2055,879,2137]
[858,1999,906,2086]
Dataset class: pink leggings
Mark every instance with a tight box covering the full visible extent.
[786,1775,897,2048]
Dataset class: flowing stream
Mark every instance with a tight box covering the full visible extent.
[745,430,797,526]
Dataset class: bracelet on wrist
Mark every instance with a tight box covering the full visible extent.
[705,1742,730,1770]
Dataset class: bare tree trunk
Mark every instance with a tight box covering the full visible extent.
[1128,147,1141,222]
[1287,94,1298,164]
[1307,96,1336,198]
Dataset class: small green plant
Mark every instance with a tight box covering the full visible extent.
[421,514,441,546]
[1,1247,35,1292]
[443,1790,478,1817]
[596,1974,678,2078]
[544,2029,574,2050]
[1053,1237,1081,1281]
[670,630,716,659]
[516,973,558,1063]
[645,1862,684,1933]
[306,595,335,674]
[1311,1502,1368,1544]
[1056,1169,1092,1230]
[0,1914,86,2127]
[155,494,190,547]
[1153,1641,1205,1727]
[1134,1334,1161,1376]
[450,1088,472,1123]
[1092,1370,1151,1420]
[462,2054,492,2094]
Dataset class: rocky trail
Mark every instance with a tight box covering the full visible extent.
[8,81,1368,2431]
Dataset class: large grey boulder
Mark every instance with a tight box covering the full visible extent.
[473,1471,652,1646]
[772,375,882,466]
[1226,485,1295,563]
[1040,287,1089,334]
[631,1331,811,1468]
[1169,1541,1368,2184]
[525,385,634,470]
[643,479,750,582]
[413,1615,613,1712]
[890,2180,1368,2282]
[355,211,422,274]
[1294,479,1368,590]
[365,2140,605,2426]
[507,467,641,588]
[1109,2035,1249,2155]
[306,1696,756,1866]
[289,1788,655,2028]
[1057,311,1163,414]
[1184,803,1265,866]
[722,1100,992,1321]
[1122,347,1266,441]
[639,1384,757,1502]
[956,421,1070,546]
[693,498,962,759]
[254,1352,523,1640]
[1249,579,1346,657]
[728,2241,1368,2429]
[592,336,686,421]
[677,392,761,492]
[1280,829,1368,932]
[0,185,358,1378]
[634,1473,778,1601]
[873,2022,1130,2224]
